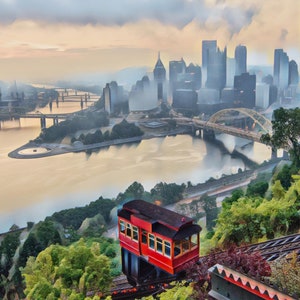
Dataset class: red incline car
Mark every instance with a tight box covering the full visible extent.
[118,199,201,284]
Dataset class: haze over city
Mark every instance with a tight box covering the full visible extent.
[0,0,299,83]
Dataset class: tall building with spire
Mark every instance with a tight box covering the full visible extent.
[234,45,247,76]
[153,52,166,101]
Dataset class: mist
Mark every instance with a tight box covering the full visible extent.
[0,0,259,35]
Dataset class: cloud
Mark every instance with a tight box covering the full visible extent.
[280,28,288,42]
[0,0,259,35]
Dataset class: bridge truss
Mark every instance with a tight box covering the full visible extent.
[208,108,272,134]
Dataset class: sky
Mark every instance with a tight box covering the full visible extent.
[0,0,299,83]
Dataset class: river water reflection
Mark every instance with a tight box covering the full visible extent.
[0,101,271,232]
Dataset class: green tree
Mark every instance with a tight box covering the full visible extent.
[35,220,62,249]
[22,239,112,299]
[141,281,193,300]
[0,231,21,299]
[246,181,269,197]
[271,180,285,200]
[221,189,244,209]
[0,231,21,275]
[261,107,300,167]
[37,111,109,143]
[124,181,145,198]
[199,194,218,231]
[49,197,115,230]
[275,163,298,190]
[212,175,300,246]
[150,182,185,205]
[110,119,143,139]
[116,182,151,204]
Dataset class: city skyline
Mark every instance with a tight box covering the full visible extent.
[0,0,299,83]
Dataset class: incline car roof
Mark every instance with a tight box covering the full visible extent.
[120,199,198,230]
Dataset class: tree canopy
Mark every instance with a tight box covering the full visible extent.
[211,176,300,246]
[21,239,112,300]
[48,197,115,230]
[198,194,218,231]
[150,182,185,205]
[261,107,300,167]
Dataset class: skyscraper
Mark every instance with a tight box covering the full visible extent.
[226,57,236,87]
[169,58,186,92]
[185,63,202,90]
[273,49,289,89]
[153,52,166,100]
[234,72,256,108]
[129,75,158,111]
[103,83,111,114]
[206,46,227,92]
[102,81,125,114]
[235,45,247,76]
[202,40,217,86]
[289,60,299,85]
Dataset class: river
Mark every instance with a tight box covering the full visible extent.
[0,98,271,232]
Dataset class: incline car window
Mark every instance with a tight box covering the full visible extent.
[156,237,163,253]
[147,234,171,258]
[119,220,139,242]
[119,220,125,234]
[132,226,138,241]
[182,237,190,253]
[142,230,147,244]
[191,234,198,249]
[149,234,155,249]
[126,223,132,237]
[174,235,198,257]
[164,241,171,257]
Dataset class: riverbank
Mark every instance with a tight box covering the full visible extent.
[104,158,282,239]
[7,129,190,159]
[184,158,281,198]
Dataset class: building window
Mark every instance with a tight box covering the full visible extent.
[149,234,155,250]
[164,241,171,257]
[156,237,163,253]
[132,226,138,241]
[119,220,125,234]
[142,230,147,244]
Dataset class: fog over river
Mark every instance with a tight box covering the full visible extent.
[0,101,271,232]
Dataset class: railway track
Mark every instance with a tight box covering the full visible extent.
[244,233,300,261]
[110,275,176,300]
[108,233,300,299]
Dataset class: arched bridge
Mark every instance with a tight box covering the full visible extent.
[208,108,272,134]
[172,108,272,143]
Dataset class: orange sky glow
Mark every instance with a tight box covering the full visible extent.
[0,0,299,83]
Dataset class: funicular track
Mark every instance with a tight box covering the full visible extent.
[110,275,178,300]
[108,233,300,299]
[243,233,300,261]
